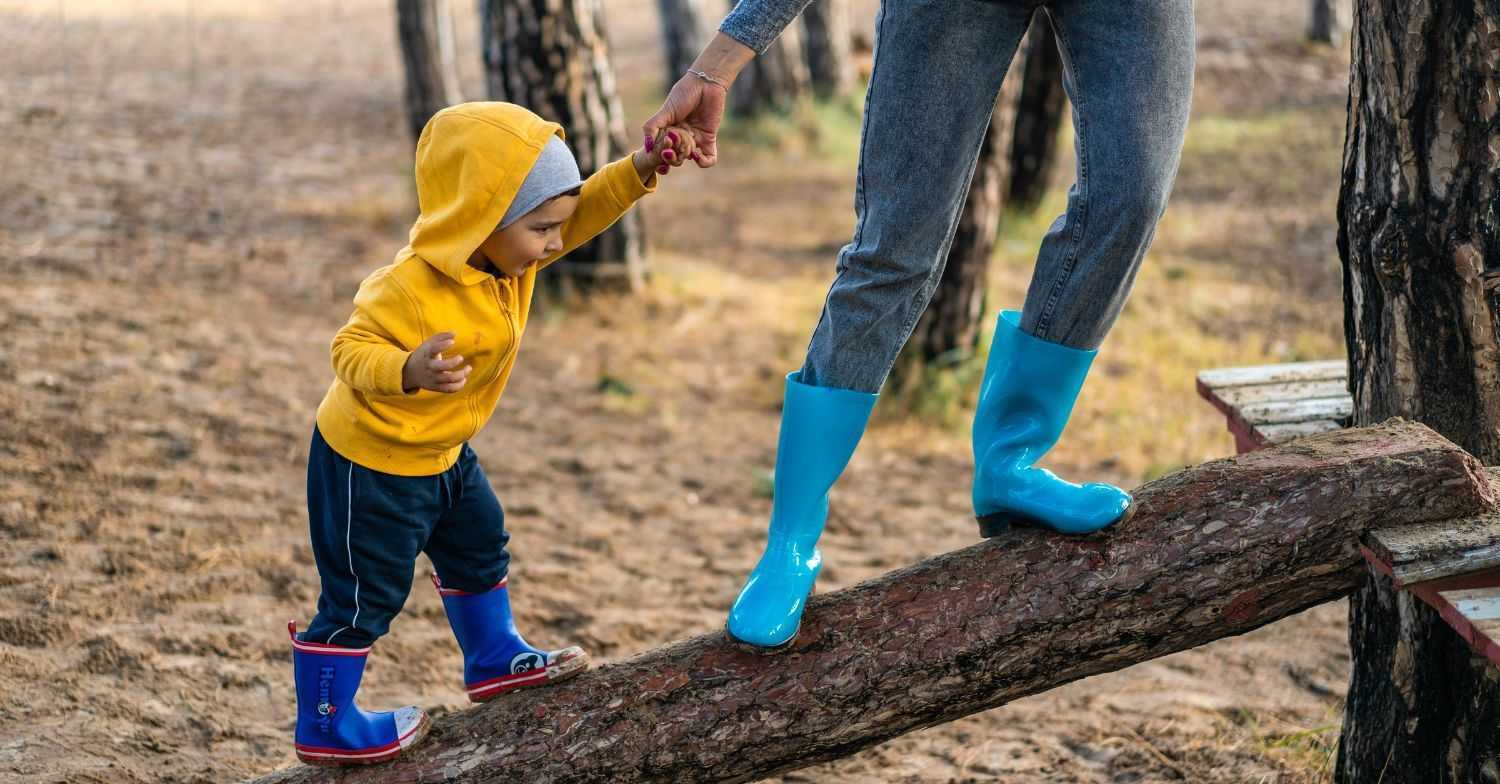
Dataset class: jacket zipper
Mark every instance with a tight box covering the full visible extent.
[464,277,519,442]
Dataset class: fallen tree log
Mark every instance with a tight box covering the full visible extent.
[251,420,1494,784]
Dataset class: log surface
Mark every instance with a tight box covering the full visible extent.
[251,420,1492,784]
[1364,470,1500,585]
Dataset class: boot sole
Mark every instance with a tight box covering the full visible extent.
[977,500,1137,539]
[724,624,799,654]
[469,650,591,703]
[296,711,431,767]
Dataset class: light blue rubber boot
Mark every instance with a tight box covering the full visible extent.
[972,310,1134,537]
[726,371,877,651]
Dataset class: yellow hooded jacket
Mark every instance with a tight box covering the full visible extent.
[315,102,654,476]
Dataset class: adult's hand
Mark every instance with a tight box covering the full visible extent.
[643,75,727,169]
[642,32,756,170]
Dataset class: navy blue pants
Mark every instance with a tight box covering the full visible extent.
[304,427,509,648]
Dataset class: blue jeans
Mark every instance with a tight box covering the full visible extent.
[800,0,1195,393]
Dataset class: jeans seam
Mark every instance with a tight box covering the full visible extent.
[873,2,1028,387]
[803,2,887,386]
[1034,6,1090,342]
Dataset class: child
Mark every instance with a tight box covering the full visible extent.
[287,101,695,766]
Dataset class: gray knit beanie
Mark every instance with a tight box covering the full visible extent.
[499,135,584,229]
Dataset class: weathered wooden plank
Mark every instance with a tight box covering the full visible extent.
[1212,379,1351,409]
[1366,477,1500,584]
[1239,396,1354,426]
[1426,586,1500,667]
[1196,359,1347,389]
[1444,588,1500,620]
[1254,420,1345,446]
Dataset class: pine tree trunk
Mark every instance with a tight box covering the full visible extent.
[1007,13,1067,213]
[893,61,1024,385]
[656,0,707,92]
[1335,1,1500,780]
[249,422,1491,784]
[1309,0,1342,45]
[800,0,855,98]
[729,1,809,116]
[396,0,463,143]
[481,0,647,291]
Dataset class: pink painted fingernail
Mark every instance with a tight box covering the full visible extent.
[691,152,703,163]
[657,165,670,174]
[667,130,679,145]
[644,135,654,153]
[663,149,676,162]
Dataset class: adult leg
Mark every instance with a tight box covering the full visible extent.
[1022,0,1195,346]
[728,0,1037,651]
[800,0,1038,393]
[969,0,1195,536]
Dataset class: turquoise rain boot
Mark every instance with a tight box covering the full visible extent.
[726,371,877,651]
[971,310,1134,537]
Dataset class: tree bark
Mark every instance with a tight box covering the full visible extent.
[1336,1,1500,780]
[656,0,708,93]
[249,421,1492,784]
[1308,0,1343,45]
[396,0,463,143]
[728,2,809,116]
[481,0,647,290]
[1007,13,1067,214]
[800,0,855,98]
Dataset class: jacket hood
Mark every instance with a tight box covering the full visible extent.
[406,102,565,286]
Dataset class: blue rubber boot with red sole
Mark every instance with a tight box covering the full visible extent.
[432,574,590,702]
[289,622,428,766]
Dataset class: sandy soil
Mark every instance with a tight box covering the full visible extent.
[0,0,1354,781]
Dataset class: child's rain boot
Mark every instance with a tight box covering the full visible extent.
[289,622,429,766]
[432,574,589,702]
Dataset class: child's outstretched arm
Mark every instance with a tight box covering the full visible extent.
[536,127,696,270]
[331,268,470,396]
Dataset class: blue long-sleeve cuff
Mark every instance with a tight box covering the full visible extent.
[719,0,816,55]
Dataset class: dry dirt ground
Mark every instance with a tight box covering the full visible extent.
[0,0,1355,781]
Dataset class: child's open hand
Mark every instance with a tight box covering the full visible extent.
[632,125,697,183]
[402,332,471,394]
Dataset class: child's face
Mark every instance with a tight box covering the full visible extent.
[477,194,580,277]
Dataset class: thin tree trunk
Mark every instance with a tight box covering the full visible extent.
[729,1,809,116]
[1335,0,1500,780]
[250,422,1491,784]
[656,0,707,93]
[1308,0,1342,45]
[1007,13,1067,213]
[481,0,647,290]
[800,0,855,98]
[396,0,463,143]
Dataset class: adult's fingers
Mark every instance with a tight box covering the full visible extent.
[642,82,688,143]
